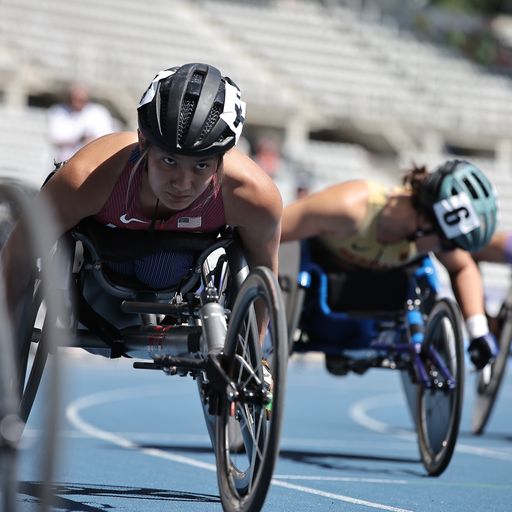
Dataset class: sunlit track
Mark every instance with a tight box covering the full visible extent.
[15,356,512,511]
[65,385,422,512]
[270,480,414,512]
[350,392,512,461]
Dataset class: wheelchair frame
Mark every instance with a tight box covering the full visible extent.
[281,239,465,476]
[14,214,288,512]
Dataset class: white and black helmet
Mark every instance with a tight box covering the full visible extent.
[137,63,246,156]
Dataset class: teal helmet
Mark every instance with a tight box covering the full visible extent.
[417,160,498,252]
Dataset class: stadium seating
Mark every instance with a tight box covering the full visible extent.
[0,0,511,233]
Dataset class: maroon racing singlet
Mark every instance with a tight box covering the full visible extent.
[95,147,226,233]
[93,148,226,289]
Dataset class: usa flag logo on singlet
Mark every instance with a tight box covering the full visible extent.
[177,216,202,229]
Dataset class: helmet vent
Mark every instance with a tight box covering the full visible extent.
[471,173,490,197]
[198,104,222,142]
[191,72,203,85]
[178,99,195,144]
[462,177,479,199]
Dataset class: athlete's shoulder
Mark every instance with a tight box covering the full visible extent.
[309,179,369,208]
[222,148,280,199]
[222,148,282,224]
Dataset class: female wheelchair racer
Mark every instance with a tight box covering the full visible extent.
[279,159,499,476]
[0,62,288,512]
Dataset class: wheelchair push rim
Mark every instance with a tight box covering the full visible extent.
[215,267,287,512]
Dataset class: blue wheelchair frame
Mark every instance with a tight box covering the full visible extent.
[282,238,464,476]
[295,249,455,390]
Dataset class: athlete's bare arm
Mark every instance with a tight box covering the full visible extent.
[437,249,486,320]
[1,132,136,311]
[223,149,282,274]
[280,180,369,242]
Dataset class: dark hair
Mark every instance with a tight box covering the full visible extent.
[401,164,433,219]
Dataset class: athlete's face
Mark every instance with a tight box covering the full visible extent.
[146,146,221,211]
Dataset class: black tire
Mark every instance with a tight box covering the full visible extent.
[0,179,38,512]
[416,298,464,476]
[17,279,50,424]
[472,306,512,435]
[0,254,19,512]
[215,267,287,512]
[0,178,68,511]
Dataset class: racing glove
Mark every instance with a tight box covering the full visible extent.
[468,333,498,370]
[466,314,498,370]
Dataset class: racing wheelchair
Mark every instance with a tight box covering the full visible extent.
[279,238,465,476]
[3,178,288,512]
[472,273,512,435]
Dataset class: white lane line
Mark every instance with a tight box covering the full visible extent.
[349,394,415,440]
[273,475,408,485]
[349,393,512,461]
[66,386,415,511]
[66,386,217,472]
[270,481,414,512]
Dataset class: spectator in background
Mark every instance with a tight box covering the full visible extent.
[47,83,115,162]
[254,135,282,179]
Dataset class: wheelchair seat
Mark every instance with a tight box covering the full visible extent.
[66,217,234,357]
[72,216,227,296]
[280,237,439,353]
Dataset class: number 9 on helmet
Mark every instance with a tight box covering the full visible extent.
[418,159,498,252]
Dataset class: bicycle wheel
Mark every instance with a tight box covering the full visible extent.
[472,304,512,435]
[215,266,287,512]
[416,298,464,476]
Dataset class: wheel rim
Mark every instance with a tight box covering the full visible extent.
[223,287,270,496]
[417,299,463,474]
[421,315,457,452]
[216,268,286,510]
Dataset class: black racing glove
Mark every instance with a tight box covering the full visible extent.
[468,333,498,370]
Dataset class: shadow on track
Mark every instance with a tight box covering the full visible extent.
[278,447,422,475]
[134,443,214,455]
[18,481,220,511]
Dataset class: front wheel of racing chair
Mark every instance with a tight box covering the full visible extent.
[416,298,464,476]
[215,267,287,512]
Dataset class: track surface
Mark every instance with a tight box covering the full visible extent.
[17,349,512,512]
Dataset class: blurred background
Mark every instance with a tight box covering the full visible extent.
[2,0,512,294]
